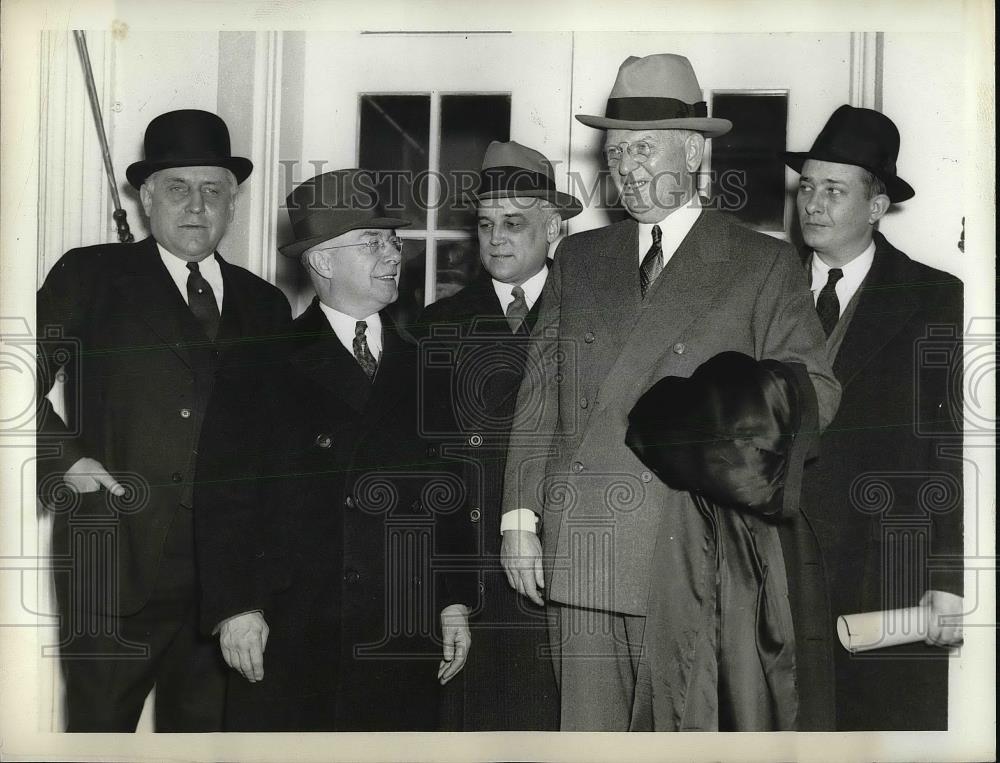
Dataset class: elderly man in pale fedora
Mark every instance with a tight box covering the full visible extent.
[416,141,582,730]
[780,106,964,730]
[500,54,840,730]
[196,169,474,730]
[36,109,292,730]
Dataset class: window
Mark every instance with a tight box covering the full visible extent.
[358,93,511,331]
[708,90,789,232]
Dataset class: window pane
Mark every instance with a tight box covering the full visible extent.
[439,95,511,230]
[385,237,427,335]
[710,92,788,231]
[436,239,482,299]
[359,95,431,228]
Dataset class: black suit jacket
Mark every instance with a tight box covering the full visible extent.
[196,298,472,731]
[782,232,964,730]
[415,269,559,730]
[36,236,291,616]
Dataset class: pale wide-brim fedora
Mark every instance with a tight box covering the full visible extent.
[783,105,914,203]
[474,140,583,220]
[279,169,411,259]
[576,54,731,138]
[126,109,253,189]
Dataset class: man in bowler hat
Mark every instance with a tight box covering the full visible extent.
[500,53,840,730]
[36,109,292,730]
[782,105,964,730]
[195,170,473,730]
[416,141,582,730]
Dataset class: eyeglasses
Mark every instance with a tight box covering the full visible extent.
[316,236,404,256]
[604,140,654,165]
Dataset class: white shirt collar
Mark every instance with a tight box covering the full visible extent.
[157,243,225,307]
[317,301,383,360]
[637,196,703,266]
[809,240,876,315]
[492,264,549,313]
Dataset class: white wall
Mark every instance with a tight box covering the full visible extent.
[880,32,966,278]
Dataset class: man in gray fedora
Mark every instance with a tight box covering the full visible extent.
[500,53,840,730]
[36,109,292,731]
[417,140,581,730]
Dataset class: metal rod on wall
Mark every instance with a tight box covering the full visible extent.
[73,30,134,243]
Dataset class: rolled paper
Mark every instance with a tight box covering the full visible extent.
[837,606,929,653]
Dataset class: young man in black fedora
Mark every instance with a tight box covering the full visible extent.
[499,53,840,730]
[36,109,292,731]
[414,140,581,730]
[195,169,474,730]
[781,105,964,730]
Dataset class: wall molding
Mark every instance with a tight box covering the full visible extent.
[849,31,884,110]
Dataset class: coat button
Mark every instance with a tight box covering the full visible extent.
[584,331,596,343]
[315,433,333,448]
[171,472,183,483]
[426,445,438,457]
[344,569,361,584]
[179,408,192,419]
[470,508,481,523]
[468,433,484,447]
[580,397,588,409]
[640,470,653,483]
[554,373,564,383]
[478,581,487,594]
[672,342,686,354]
[413,575,422,586]
[572,461,584,473]
[345,495,355,509]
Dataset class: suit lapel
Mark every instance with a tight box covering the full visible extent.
[289,299,372,413]
[216,254,246,344]
[113,237,201,368]
[832,235,921,388]
[578,218,644,343]
[598,211,734,387]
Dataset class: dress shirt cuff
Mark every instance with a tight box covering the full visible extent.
[212,609,263,636]
[500,508,539,536]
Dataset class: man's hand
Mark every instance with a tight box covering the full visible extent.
[438,604,471,685]
[219,611,269,682]
[921,590,964,647]
[501,529,544,606]
[63,457,125,495]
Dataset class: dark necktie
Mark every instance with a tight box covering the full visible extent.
[506,285,529,334]
[186,261,220,341]
[815,267,844,337]
[353,320,378,381]
[640,224,663,299]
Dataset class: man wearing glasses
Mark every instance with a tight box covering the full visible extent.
[196,169,472,730]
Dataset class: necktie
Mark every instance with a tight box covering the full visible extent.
[353,320,378,381]
[640,224,663,299]
[506,285,529,334]
[815,267,844,337]
[186,261,220,341]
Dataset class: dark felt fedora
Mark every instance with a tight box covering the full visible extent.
[576,54,731,137]
[474,141,583,220]
[126,109,253,189]
[626,352,818,516]
[783,105,914,202]
[279,169,411,259]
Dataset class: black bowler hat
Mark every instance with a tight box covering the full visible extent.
[126,109,253,189]
[575,54,731,137]
[279,169,411,259]
[783,105,914,202]
[626,352,819,516]
[474,141,583,220]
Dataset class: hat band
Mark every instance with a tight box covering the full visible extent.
[478,166,555,195]
[605,97,708,121]
[293,208,387,241]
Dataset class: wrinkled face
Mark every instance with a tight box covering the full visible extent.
[140,166,236,261]
[477,197,559,285]
[604,129,703,223]
[306,228,402,318]
[797,160,887,262]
